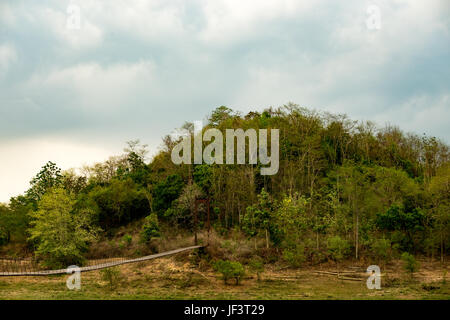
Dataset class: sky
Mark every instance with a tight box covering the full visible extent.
[0,0,449,203]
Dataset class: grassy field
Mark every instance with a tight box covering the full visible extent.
[0,255,448,300]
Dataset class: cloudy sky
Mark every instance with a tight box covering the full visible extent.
[0,0,449,202]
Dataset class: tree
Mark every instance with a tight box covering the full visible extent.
[88,178,149,228]
[209,106,235,126]
[401,252,419,279]
[1,196,32,244]
[242,189,274,249]
[213,260,245,285]
[327,235,350,271]
[376,205,427,252]
[28,188,98,268]
[274,194,309,248]
[152,174,184,214]
[174,182,204,227]
[141,213,161,243]
[27,161,62,202]
[428,163,450,263]
[0,205,11,245]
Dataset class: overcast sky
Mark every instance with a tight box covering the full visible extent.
[0,0,449,202]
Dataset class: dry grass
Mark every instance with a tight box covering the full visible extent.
[0,252,448,300]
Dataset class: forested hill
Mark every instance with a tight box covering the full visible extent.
[1,104,449,268]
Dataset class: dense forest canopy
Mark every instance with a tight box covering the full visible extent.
[0,104,449,268]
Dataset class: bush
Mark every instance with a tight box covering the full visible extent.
[141,213,161,243]
[0,230,8,246]
[249,257,264,281]
[327,236,350,263]
[282,244,306,268]
[121,234,132,246]
[100,267,123,290]
[213,260,245,285]
[371,238,392,263]
[401,252,419,277]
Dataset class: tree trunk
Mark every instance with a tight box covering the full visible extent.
[355,212,359,260]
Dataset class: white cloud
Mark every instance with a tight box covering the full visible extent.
[40,6,103,49]
[0,44,17,74]
[373,94,450,141]
[24,60,156,114]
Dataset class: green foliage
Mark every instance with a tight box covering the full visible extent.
[327,236,350,262]
[213,260,245,285]
[28,188,98,269]
[87,178,149,228]
[401,252,419,276]
[242,189,274,248]
[27,161,62,202]
[175,182,204,226]
[376,205,427,252]
[121,234,133,247]
[376,205,426,232]
[209,106,235,126]
[141,213,161,243]
[371,238,392,263]
[152,175,184,214]
[282,244,306,268]
[0,205,12,245]
[193,165,212,195]
[273,194,309,248]
[100,267,123,290]
[248,257,264,281]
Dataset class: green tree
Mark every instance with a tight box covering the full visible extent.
[376,205,427,252]
[152,174,184,214]
[327,235,350,270]
[243,189,274,249]
[28,188,98,268]
[428,163,450,263]
[213,260,245,285]
[401,252,419,278]
[141,213,161,243]
[88,178,149,228]
[27,161,62,202]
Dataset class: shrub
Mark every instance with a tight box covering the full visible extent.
[371,238,392,264]
[327,236,350,263]
[249,257,264,281]
[282,244,306,268]
[213,260,245,285]
[401,252,419,277]
[121,234,132,246]
[141,213,161,243]
[100,267,123,290]
[0,230,8,246]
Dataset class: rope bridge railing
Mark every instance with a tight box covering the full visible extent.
[0,245,203,276]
